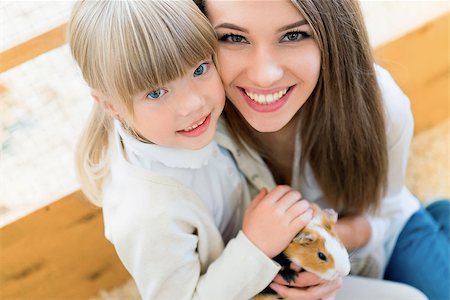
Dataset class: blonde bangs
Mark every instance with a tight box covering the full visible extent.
[108,1,216,102]
[70,0,217,108]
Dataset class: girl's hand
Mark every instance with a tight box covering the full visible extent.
[270,274,342,300]
[242,186,313,258]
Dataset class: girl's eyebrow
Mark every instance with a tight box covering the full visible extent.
[277,19,308,32]
[214,23,248,33]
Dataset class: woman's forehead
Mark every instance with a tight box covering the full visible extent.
[205,0,305,30]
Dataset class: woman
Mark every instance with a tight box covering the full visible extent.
[197,0,449,299]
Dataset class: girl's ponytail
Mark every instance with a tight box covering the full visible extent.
[75,104,112,206]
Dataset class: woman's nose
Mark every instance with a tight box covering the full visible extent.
[247,47,283,87]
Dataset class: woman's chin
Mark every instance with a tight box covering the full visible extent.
[247,118,289,133]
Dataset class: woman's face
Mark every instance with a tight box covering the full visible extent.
[206,0,321,132]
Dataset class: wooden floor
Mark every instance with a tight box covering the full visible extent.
[0,191,130,299]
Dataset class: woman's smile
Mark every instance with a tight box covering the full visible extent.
[239,85,296,113]
[206,0,321,132]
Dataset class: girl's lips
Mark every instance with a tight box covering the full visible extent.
[239,85,295,113]
[177,114,211,137]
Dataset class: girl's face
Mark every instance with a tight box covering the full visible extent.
[206,0,321,132]
[131,60,225,150]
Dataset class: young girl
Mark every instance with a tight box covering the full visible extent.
[198,0,448,299]
[68,1,319,299]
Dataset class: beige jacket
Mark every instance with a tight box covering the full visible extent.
[102,130,280,300]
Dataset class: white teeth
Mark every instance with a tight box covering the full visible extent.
[245,88,289,104]
[183,117,206,132]
[257,94,266,104]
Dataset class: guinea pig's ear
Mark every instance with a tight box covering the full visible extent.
[322,208,338,224]
[293,231,316,244]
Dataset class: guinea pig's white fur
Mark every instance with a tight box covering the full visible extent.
[253,204,350,300]
[290,210,351,280]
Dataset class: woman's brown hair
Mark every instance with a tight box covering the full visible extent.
[198,0,388,215]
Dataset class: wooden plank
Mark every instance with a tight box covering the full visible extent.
[0,24,67,73]
[0,191,131,299]
[374,13,449,133]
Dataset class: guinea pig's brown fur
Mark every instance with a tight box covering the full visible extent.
[253,204,350,300]
[283,227,336,276]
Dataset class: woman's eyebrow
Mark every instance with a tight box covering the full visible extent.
[214,23,249,33]
[278,19,308,32]
[214,20,308,33]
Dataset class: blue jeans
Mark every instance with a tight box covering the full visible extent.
[384,200,450,300]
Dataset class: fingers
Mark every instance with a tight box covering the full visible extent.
[265,185,294,203]
[248,187,268,210]
[289,207,313,228]
[285,200,310,219]
[275,190,303,212]
[270,277,342,300]
[290,262,302,273]
[322,291,337,300]
[293,271,323,287]
[273,271,322,288]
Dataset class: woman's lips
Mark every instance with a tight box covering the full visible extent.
[239,85,295,113]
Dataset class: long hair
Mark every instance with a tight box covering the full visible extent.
[68,0,217,205]
[200,0,388,214]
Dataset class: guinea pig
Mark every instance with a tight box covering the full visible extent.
[254,204,351,300]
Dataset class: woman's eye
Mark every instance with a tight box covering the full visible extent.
[146,88,167,100]
[281,31,310,42]
[193,63,209,77]
[219,34,248,44]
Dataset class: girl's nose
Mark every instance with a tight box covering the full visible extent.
[247,47,283,88]
[174,89,205,117]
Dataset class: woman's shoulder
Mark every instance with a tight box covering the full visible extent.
[374,64,414,137]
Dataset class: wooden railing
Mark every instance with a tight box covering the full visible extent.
[0,24,67,73]
[375,13,449,133]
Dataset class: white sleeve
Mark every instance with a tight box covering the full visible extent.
[107,190,280,300]
[356,65,420,257]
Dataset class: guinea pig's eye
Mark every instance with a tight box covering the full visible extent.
[318,252,327,261]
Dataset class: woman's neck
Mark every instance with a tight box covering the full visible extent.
[252,116,299,185]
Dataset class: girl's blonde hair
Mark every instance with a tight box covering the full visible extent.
[197,0,388,215]
[69,0,217,205]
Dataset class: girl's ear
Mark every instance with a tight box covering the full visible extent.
[91,88,120,118]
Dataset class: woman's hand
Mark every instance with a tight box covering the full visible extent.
[270,266,342,300]
[242,186,313,258]
[334,214,371,251]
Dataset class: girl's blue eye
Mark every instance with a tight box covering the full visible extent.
[193,63,209,77]
[219,34,248,44]
[146,88,167,100]
[281,31,310,42]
